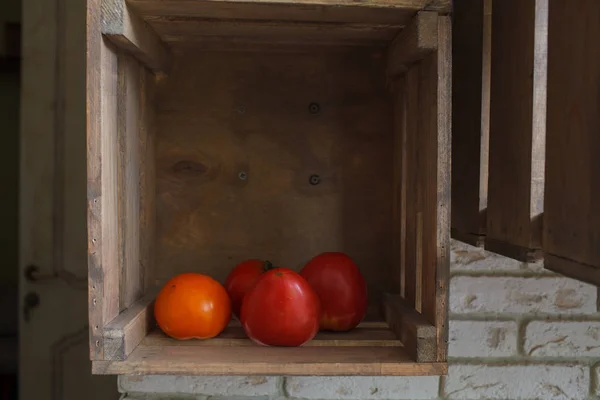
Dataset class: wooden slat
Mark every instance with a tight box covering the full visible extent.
[144,325,401,347]
[421,15,450,362]
[117,54,143,310]
[139,68,157,291]
[101,0,172,74]
[104,290,157,360]
[383,294,436,362]
[450,0,491,246]
[386,11,438,76]
[391,78,408,297]
[403,66,419,309]
[485,0,547,262]
[128,0,452,26]
[92,345,447,376]
[146,17,401,46]
[87,0,120,358]
[543,0,600,285]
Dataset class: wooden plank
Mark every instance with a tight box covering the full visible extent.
[128,0,452,26]
[543,0,600,285]
[92,345,447,376]
[101,0,172,74]
[152,50,393,319]
[144,325,401,347]
[104,289,157,360]
[87,0,120,359]
[391,78,408,297]
[419,15,451,362]
[139,68,157,291]
[383,294,436,362]
[486,0,547,262]
[386,11,438,76]
[450,0,490,245]
[117,54,143,310]
[403,66,420,308]
[146,17,402,46]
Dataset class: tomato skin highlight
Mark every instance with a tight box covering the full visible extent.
[300,252,368,332]
[154,273,231,340]
[241,268,320,347]
[224,259,272,317]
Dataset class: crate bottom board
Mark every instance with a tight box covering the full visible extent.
[93,325,446,376]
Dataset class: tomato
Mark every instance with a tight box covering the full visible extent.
[241,268,320,347]
[300,252,367,331]
[224,259,274,317]
[154,273,231,340]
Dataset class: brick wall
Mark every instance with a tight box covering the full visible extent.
[120,240,600,400]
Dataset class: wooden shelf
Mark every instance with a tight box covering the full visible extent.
[93,324,446,376]
[93,292,445,376]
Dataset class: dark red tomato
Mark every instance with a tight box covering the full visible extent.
[300,252,368,331]
[241,268,320,347]
[224,259,274,317]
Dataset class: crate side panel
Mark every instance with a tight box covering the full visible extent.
[451,0,490,244]
[152,50,394,319]
[543,0,600,285]
[87,27,120,360]
[486,0,546,261]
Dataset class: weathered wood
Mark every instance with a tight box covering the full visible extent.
[139,68,157,291]
[128,0,452,26]
[383,294,436,362]
[92,344,447,376]
[450,0,490,245]
[403,66,420,309]
[144,324,401,347]
[423,15,450,362]
[101,0,172,74]
[386,11,438,76]
[391,78,408,297]
[87,0,120,359]
[543,0,600,285]
[486,0,547,262]
[117,54,143,310]
[104,290,157,360]
[153,50,393,319]
[146,17,401,47]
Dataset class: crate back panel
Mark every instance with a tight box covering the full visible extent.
[152,49,394,317]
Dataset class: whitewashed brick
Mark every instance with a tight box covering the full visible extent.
[449,321,518,357]
[118,375,278,396]
[450,240,543,272]
[444,364,589,400]
[450,276,597,314]
[285,376,439,400]
[525,321,600,357]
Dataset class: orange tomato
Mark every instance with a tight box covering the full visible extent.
[154,273,231,340]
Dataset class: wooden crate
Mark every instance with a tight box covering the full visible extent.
[450,0,600,284]
[87,0,451,376]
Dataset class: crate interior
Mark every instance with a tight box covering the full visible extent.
[91,0,449,376]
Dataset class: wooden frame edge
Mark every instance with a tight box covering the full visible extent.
[102,288,158,360]
[383,293,437,363]
[484,237,543,263]
[544,254,600,286]
[386,11,438,77]
[92,360,447,376]
[101,0,172,74]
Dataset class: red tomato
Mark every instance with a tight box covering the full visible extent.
[224,259,274,317]
[241,268,320,347]
[300,252,368,331]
